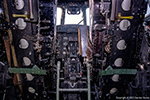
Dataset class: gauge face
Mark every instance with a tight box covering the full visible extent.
[63,42,68,46]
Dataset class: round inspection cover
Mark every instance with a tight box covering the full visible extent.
[110,88,118,94]
[116,40,127,50]
[112,74,119,82]
[119,19,131,31]
[121,0,131,11]
[15,18,27,30]
[23,57,31,66]
[26,74,34,81]
[15,0,25,10]
[28,87,35,93]
[19,39,29,49]
[114,58,123,67]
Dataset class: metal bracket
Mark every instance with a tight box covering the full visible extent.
[13,12,28,20]
[9,65,46,75]
[99,66,137,76]
[118,13,133,21]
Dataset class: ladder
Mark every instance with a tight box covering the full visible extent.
[56,61,91,100]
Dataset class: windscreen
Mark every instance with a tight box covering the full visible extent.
[56,7,89,26]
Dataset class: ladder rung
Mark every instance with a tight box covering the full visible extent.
[59,88,88,92]
[60,70,63,72]
[60,78,64,80]
[82,77,87,80]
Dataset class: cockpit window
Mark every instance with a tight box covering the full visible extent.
[56,7,62,25]
[64,9,84,25]
[56,7,89,26]
[86,8,89,26]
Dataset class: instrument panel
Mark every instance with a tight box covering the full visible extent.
[57,32,78,59]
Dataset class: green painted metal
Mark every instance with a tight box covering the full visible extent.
[86,62,91,100]
[56,61,61,100]
[99,66,137,76]
[9,65,46,75]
